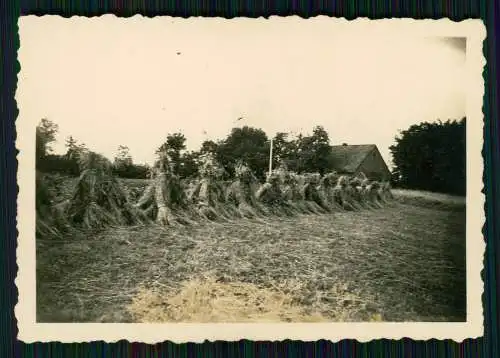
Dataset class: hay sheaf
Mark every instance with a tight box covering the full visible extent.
[66,169,149,229]
[36,172,77,240]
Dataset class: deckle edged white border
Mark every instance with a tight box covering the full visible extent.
[15,15,486,343]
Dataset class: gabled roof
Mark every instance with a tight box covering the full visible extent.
[330,144,378,173]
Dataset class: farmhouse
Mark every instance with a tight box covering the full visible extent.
[330,144,391,181]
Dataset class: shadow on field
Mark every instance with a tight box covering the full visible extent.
[36,190,466,323]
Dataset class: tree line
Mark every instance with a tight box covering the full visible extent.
[36,119,150,179]
[36,116,466,195]
[389,117,466,195]
[36,120,336,181]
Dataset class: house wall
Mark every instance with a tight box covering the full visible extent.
[355,149,391,181]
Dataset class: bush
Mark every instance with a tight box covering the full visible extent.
[112,164,150,179]
[37,155,80,176]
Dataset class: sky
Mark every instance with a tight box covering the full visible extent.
[18,17,466,168]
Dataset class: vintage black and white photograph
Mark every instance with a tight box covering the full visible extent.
[16,16,485,342]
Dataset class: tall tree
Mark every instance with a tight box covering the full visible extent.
[59,136,87,175]
[178,151,200,179]
[389,118,466,195]
[64,136,88,162]
[157,133,187,175]
[294,126,332,174]
[65,136,78,155]
[114,145,133,168]
[310,125,334,174]
[272,132,290,165]
[199,140,219,155]
[217,126,270,179]
[36,118,59,160]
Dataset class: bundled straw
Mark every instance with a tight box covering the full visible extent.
[66,152,149,230]
[36,172,75,239]
[344,177,363,211]
[256,170,296,216]
[135,153,198,226]
[188,153,236,221]
[300,173,330,214]
[36,172,62,239]
[280,171,310,214]
[367,181,384,208]
[332,175,357,211]
[379,182,394,202]
[225,162,268,218]
[319,172,344,211]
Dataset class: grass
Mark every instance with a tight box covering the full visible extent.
[36,178,466,323]
[391,189,466,211]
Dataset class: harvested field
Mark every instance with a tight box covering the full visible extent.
[36,179,466,323]
[391,189,466,211]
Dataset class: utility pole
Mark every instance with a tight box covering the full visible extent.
[268,137,273,176]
